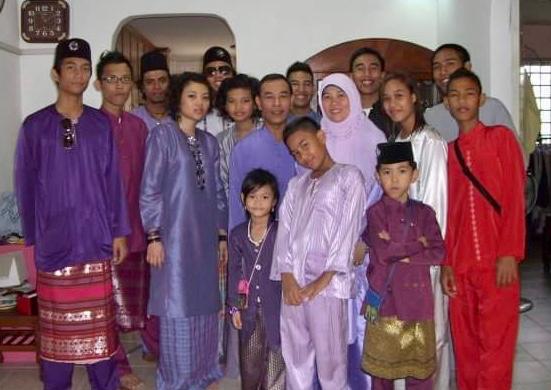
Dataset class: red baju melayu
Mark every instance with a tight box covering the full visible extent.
[445,122,525,390]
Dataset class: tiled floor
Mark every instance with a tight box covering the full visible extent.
[1,240,550,389]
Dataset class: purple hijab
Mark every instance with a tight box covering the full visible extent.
[318,73,385,197]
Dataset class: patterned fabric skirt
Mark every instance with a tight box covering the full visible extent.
[111,251,148,330]
[157,314,223,390]
[362,316,436,380]
[37,260,118,364]
[239,306,285,390]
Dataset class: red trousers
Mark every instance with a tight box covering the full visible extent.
[449,268,519,390]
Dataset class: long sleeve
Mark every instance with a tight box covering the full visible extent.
[408,207,445,265]
[270,178,295,280]
[227,231,242,307]
[326,169,366,273]
[365,206,425,264]
[496,131,526,260]
[228,145,245,230]
[211,137,228,230]
[14,124,36,245]
[216,131,231,198]
[416,134,448,235]
[105,128,131,238]
[140,128,167,233]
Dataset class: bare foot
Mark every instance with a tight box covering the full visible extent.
[120,373,145,390]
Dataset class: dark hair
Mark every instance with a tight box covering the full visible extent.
[446,68,482,95]
[349,47,386,72]
[376,160,417,171]
[95,51,133,80]
[214,74,260,120]
[283,116,320,144]
[381,72,426,136]
[169,72,212,120]
[286,61,314,80]
[432,43,471,65]
[259,73,292,95]
[241,169,279,218]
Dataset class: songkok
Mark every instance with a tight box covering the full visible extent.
[377,142,415,165]
[54,38,91,66]
[202,46,233,68]
[140,50,169,78]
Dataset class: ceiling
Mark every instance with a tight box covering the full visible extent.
[127,15,235,62]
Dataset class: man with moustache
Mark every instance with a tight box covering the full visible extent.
[132,50,172,131]
[229,74,296,230]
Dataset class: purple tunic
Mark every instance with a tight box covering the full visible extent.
[364,195,445,321]
[14,105,130,272]
[228,126,296,230]
[140,122,227,317]
[227,221,281,347]
[131,105,173,132]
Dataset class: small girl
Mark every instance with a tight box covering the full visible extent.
[227,169,285,390]
[362,141,445,390]
[216,74,261,197]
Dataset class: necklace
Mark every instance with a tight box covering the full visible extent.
[247,220,270,246]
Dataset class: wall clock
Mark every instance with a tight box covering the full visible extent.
[21,0,70,43]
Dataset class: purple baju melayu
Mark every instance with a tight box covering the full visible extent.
[15,104,130,390]
[271,163,366,390]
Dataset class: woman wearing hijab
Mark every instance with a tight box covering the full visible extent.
[318,73,386,389]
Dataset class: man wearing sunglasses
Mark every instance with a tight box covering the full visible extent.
[197,46,236,136]
[95,50,149,390]
[132,50,173,131]
[14,38,129,390]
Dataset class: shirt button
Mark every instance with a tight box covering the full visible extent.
[255,264,261,270]
[255,285,260,290]
[254,248,259,253]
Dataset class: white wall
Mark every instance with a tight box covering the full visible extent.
[0,0,520,192]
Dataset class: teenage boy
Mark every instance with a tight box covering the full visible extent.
[286,61,321,123]
[349,47,392,138]
[441,68,525,390]
[229,74,296,230]
[198,46,235,136]
[14,38,129,390]
[132,49,172,131]
[425,43,516,142]
[270,116,366,389]
[95,50,149,390]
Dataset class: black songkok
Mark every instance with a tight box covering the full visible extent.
[377,142,415,165]
[202,46,233,68]
[140,50,169,78]
[54,38,91,66]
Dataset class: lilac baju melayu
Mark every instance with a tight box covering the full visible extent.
[318,73,386,389]
[271,163,366,390]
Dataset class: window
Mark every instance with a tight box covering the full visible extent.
[522,63,551,142]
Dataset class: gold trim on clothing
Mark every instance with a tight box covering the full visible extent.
[362,316,436,380]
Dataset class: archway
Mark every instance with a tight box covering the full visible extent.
[306,38,438,107]
[113,15,236,108]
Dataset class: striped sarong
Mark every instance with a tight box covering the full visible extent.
[157,314,223,390]
[37,260,118,364]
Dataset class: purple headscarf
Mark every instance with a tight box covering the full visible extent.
[317,73,385,198]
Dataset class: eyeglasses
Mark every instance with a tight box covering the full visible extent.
[61,118,76,149]
[101,75,133,84]
[204,65,232,77]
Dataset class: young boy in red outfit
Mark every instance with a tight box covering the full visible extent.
[441,68,525,390]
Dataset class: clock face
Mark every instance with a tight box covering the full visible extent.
[21,0,70,43]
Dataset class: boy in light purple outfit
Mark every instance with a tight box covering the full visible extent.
[270,117,366,389]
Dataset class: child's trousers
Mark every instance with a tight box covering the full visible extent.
[450,268,519,390]
[373,376,432,390]
[281,295,348,390]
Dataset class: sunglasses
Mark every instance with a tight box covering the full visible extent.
[61,118,76,149]
[204,65,232,77]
